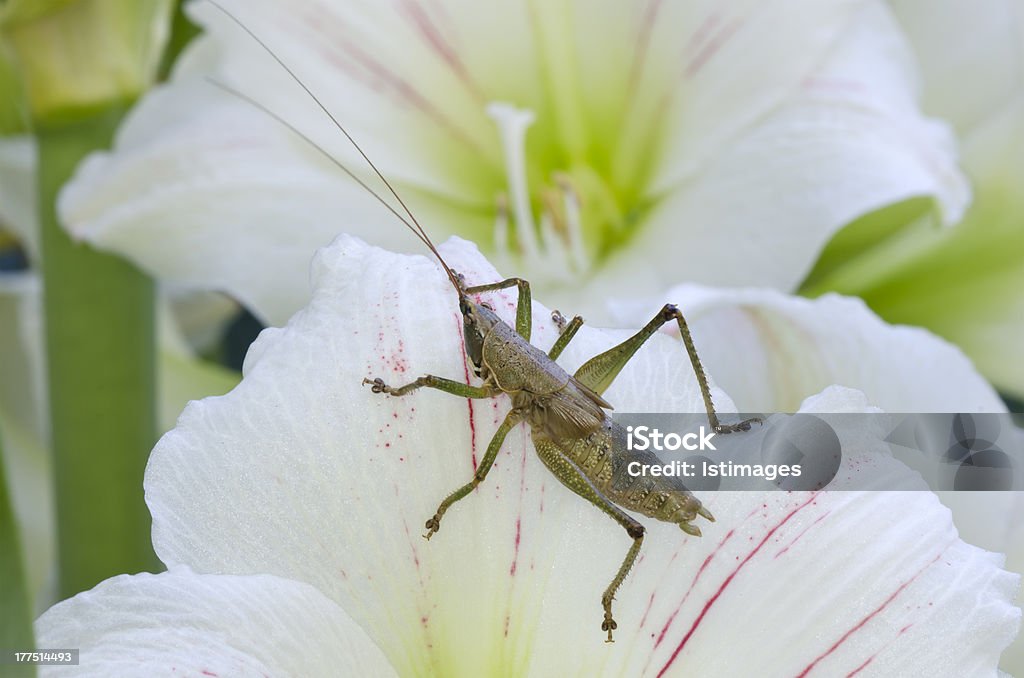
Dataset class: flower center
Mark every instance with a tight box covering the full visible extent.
[486,102,633,288]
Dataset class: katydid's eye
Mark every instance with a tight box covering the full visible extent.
[481,302,494,311]
[459,299,473,316]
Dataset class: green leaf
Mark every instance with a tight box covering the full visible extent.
[0,428,36,678]
[38,107,160,598]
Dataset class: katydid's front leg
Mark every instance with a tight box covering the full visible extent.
[363,375,495,399]
[464,277,532,340]
[423,411,521,539]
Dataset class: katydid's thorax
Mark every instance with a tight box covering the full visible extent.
[481,319,569,395]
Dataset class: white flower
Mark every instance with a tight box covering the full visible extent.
[36,238,1020,675]
[58,0,967,326]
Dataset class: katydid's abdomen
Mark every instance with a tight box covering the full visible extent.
[531,415,712,535]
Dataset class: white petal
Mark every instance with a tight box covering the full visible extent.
[811,3,1024,398]
[0,135,37,260]
[527,488,1018,676]
[58,75,417,326]
[610,286,1004,414]
[147,237,1018,674]
[890,0,1024,134]
[148,235,734,674]
[601,2,968,300]
[35,568,395,677]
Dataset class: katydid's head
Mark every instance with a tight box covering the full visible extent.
[454,273,502,376]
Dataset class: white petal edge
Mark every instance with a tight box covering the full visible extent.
[146,236,1018,675]
[610,285,1005,414]
[35,568,396,677]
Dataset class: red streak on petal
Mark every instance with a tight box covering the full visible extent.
[625,0,664,101]
[656,494,818,677]
[401,0,484,102]
[685,11,722,55]
[639,591,657,629]
[686,18,743,78]
[654,528,736,648]
[794,547,948,678]
[453,313,478,471]
[510,518,522,576]
[845,655,874,677]
[774,510,831,559]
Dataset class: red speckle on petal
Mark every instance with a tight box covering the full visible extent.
[509,518,522,576]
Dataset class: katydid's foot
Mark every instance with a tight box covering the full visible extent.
[715,416,764,434]
[602,609,617,643]
[552,310,568,332]
[423,514,441,540]
[362,377,389,394]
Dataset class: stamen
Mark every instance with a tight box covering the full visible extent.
[538,210,569,281]
[486,102,539,260]
[555,173,587,273]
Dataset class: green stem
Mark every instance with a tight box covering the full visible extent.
[0,431,36,677]
[37,106,159,598]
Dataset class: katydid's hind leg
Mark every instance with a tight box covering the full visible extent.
[548,311,584,360]
[423,411,520,539]
[362,375,494,399]
[572,304,760,434]
[534,438,644,642]
[464,277,532,340]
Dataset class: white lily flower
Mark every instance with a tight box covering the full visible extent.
[805,0,1024,398]
[59,0,967,326]
[35,238,1020,675]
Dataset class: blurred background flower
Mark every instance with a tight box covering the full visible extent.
[805,0,1024,401]
[58,0,966,326]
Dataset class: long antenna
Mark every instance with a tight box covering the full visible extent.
[204,0,462,291]
[205,78,432,253]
